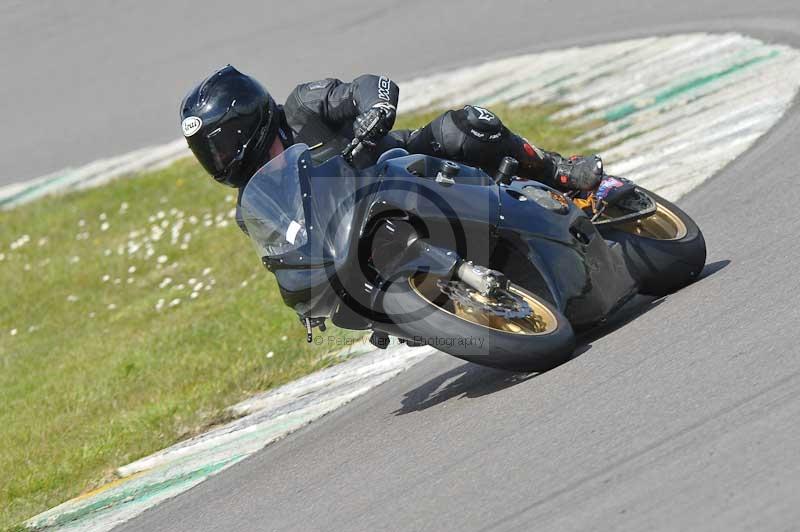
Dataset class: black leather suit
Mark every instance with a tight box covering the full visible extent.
[236,74,564,233]
[277,74,560,185]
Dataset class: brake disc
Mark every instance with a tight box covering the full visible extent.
[436,280,533,320]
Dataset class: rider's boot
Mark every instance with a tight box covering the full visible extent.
[543,152,605,191]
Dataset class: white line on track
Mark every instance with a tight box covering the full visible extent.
[24,33,800,531]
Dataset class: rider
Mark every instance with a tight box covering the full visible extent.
[179,66,606,225]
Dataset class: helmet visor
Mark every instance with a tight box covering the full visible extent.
[190,113,255,180]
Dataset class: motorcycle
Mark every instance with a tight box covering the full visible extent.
[239,137,706,372]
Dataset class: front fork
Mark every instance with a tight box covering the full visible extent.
[371,219,507,298]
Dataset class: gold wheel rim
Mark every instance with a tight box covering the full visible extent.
[605,202,687,240]
[409,274,558,335]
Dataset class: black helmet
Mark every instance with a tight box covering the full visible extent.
[180,65,280,188]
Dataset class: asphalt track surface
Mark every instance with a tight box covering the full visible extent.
[11,0,800,530]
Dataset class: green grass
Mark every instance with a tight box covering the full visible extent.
[0,105,598,530]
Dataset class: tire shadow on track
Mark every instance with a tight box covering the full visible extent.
[392,362,537,415]
[393,260,730,415]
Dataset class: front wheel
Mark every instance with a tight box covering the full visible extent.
[597,188,706,297]
[380,273,575,372]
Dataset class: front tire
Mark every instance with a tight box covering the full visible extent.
[380,274,575,372]
[597,189,706,297]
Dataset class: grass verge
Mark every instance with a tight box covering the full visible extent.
[0,104,598,530]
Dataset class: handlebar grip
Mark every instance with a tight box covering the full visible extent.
[342,138,359,162]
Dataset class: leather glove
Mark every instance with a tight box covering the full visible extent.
[353,103,396,147]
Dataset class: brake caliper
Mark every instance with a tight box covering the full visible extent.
[436,280,534,320]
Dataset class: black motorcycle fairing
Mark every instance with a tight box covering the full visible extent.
[242,145,369,317]
[496,180,637,326]
[244,145,639,331]
[371,154,500,265]
[333,155,501,326]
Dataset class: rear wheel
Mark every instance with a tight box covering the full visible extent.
[380,273,575,372]
[597,189,706,296]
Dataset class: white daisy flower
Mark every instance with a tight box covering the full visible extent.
[10,235,30,250]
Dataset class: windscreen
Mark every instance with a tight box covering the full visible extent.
[240,144,309,257]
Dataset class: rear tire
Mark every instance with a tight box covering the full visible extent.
[598,189,706,297]
[380,274,575,372]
